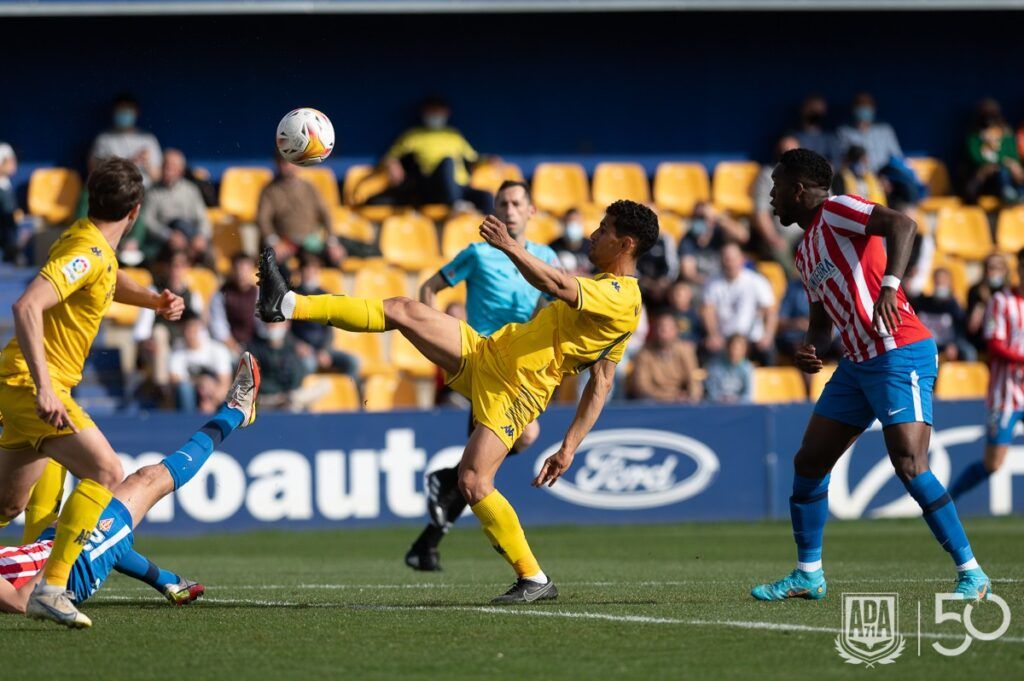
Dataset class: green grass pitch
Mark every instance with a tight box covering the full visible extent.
[2,518,1021,679]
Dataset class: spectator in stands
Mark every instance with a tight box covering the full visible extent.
[210,252,259,355]
[549,208,592,275]
[776,272,811,361]
[679,200,749,284]
[140,149,212,264]
[637,229,679,304]
[751,135,801,265]
[702,243,777,365]
[248,320,309,411]
[0,142,20,263]
[258,154,339,263]
[380,95,493,212]
[168,310,233,412]
[966,253,1011,352]
[831,145,887,204]
[793,94,839,163]
[90,93,162,185]
[668,279,702,350]
[290,251,360,378]
[704,334,754,404]
[837,93,920,208]
[964,98,1023,205]
[911,267,975,362]
[627,309,702,403]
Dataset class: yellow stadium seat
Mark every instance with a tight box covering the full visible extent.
[317,267,345,295]
[219,167,273,223]
[441,212,484,259]
[302,374,360,413]
[211,217,245,262]
[525,212,562,245]
[922,254,969,307]
[656,212,686,242]
[753,367,806,404]
[934,207,993,261]
[712,161,760,216]
[330,206,376,244]
[907,156,951,196]
[531,163,589,216]
[578,203,606,236]
[591,162,650,206]
[935,361,989,400]
[352,264,408,299]
[470,161,524,194]
[756,261,787,305]
[996,206,1024,254]
[809,365,838,401]
[363,373,419,411]
[419,204,449,222]
[333,330,391,377]
[106,267,154,325]
[379,214,440,271]
[184,267,220,306]
[343,164,390,206]
[653,162,710,216]
[389,332,436,378]
[28,168,82,225]
[295,166,341,208]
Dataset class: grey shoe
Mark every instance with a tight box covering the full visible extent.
[26,584,92,628]
[491,578,558,605]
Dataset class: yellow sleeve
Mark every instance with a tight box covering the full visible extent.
[385,131,412,159]
[574,276,630,321]
[38,238,103,302]
[460,135,478,163]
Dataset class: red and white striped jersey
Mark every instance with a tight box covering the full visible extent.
[0,539,52,589]
[794,194,931,362]
[984,290,1024,414]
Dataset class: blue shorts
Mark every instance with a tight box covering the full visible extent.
[986,409,1024,445]
[815,339,938,431]
[66,498,135,603]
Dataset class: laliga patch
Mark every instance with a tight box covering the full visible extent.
[97,518,113,533]
[61,256,91,284]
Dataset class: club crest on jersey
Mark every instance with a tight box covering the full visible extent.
[97,518,113,533]
[61,256,91,284]
[611,281,621,292]
[808,259,838,292]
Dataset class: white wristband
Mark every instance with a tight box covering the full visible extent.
[881,275,901,290]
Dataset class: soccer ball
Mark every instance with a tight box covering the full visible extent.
[276,108,335,166]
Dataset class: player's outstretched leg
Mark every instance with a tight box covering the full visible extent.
[112,550,205,606]
[949,441,1008,501]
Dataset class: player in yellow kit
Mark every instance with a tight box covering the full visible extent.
[257,199,658,603]
[0,158,185,628]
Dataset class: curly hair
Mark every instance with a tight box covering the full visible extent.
[606,199,660,257]
[777,148,833,189]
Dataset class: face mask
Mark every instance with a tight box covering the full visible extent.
[934,285,951,299]
[987,275,1005,289]
[690,218,707,236]
[853,106,875,124]
[423,114,448,130]
[851,162,868,177]
[113,107,137,129]
[565,220,584,242]
[266,326,289,342]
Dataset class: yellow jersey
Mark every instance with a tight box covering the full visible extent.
[385,127,478,186]
[0,218,118,388]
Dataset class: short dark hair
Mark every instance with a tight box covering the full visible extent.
[87,157,144,221]
[113,92,138,108]
[605,199,659,257]
[496,180,531,203]
[231,251,254,266]
[777,148,833,189]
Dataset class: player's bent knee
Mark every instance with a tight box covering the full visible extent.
[512,422,540,453]
[889,452,926,482]
[93,458,126,490]
[457,468,493,506]
[383,296,417,328]
[131,464,173,492]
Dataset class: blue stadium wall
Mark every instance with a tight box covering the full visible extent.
[2,10,1022,185]
[2,400,1021,537]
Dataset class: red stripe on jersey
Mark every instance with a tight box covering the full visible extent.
[0,540,53,589]
[986,290,1024,413]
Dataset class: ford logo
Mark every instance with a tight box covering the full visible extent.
[534,428,720,510]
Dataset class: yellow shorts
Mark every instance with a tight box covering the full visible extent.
[0,380,95,451]
[445,321,544,450]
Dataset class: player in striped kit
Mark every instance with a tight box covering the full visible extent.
[949,249,1024,500]
[751,149,991,602]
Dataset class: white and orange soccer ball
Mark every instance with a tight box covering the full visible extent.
[276,108,335,166]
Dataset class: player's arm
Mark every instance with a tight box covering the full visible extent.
[479,215,578,307]
[418,272,451,309]
[795,301,833,374]
[863,204,917,334]
[533,358,615,487]
[114,269,185,320]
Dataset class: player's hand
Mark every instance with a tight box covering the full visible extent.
[155,289,185,321]
[532,447,575,488]
[479,215,517,253]
[873,286,902,335]
[794,344,823,374]
[36,386,78,432]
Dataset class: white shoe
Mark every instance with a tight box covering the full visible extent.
[226,352,261,428]
[26,583,92,629]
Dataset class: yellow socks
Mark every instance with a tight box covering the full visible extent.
[292,294,386,332]
[23,460,67,543]
[471,489,542,579]
[42,478,112,587]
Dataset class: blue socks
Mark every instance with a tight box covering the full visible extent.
[790,474,830,571]
[162,405,244,490]
[948,461,991,500]
[114,550,179,593]
[903,471,975,567]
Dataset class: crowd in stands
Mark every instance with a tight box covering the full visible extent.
[2,91,1024,413]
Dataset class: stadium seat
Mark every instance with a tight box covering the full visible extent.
[996,206,1024,254]
[343,164,386,205]
[906,156,959,212]
[525,212,562,245]
[470,161,524,194]
[922,254,969,306]
[28,167,82,225]
[389,332,436,378]
[296,166,341,207]
[756,261,787,305]
[935,361,989,400]
[656,212,685,242]
[934,206,994,261]
[212,219,245,262]
[333,330,390,377]
[531,163,589,216]
[711,161,760,216]
[184,267,220,306]
[318,267,345,295]
[808,364,838,401]
[419,204,450,222]
[352,264,408,299]
[106,267,153,325]
[379,213,440,270]
[653,162,710,216]
[752,367,806,403]
[219,167,272,223]
[363,373,419,411]
[592,162,650,206]
[441,212,484,259]
[331,207,376,243]
[302,374,360,413]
